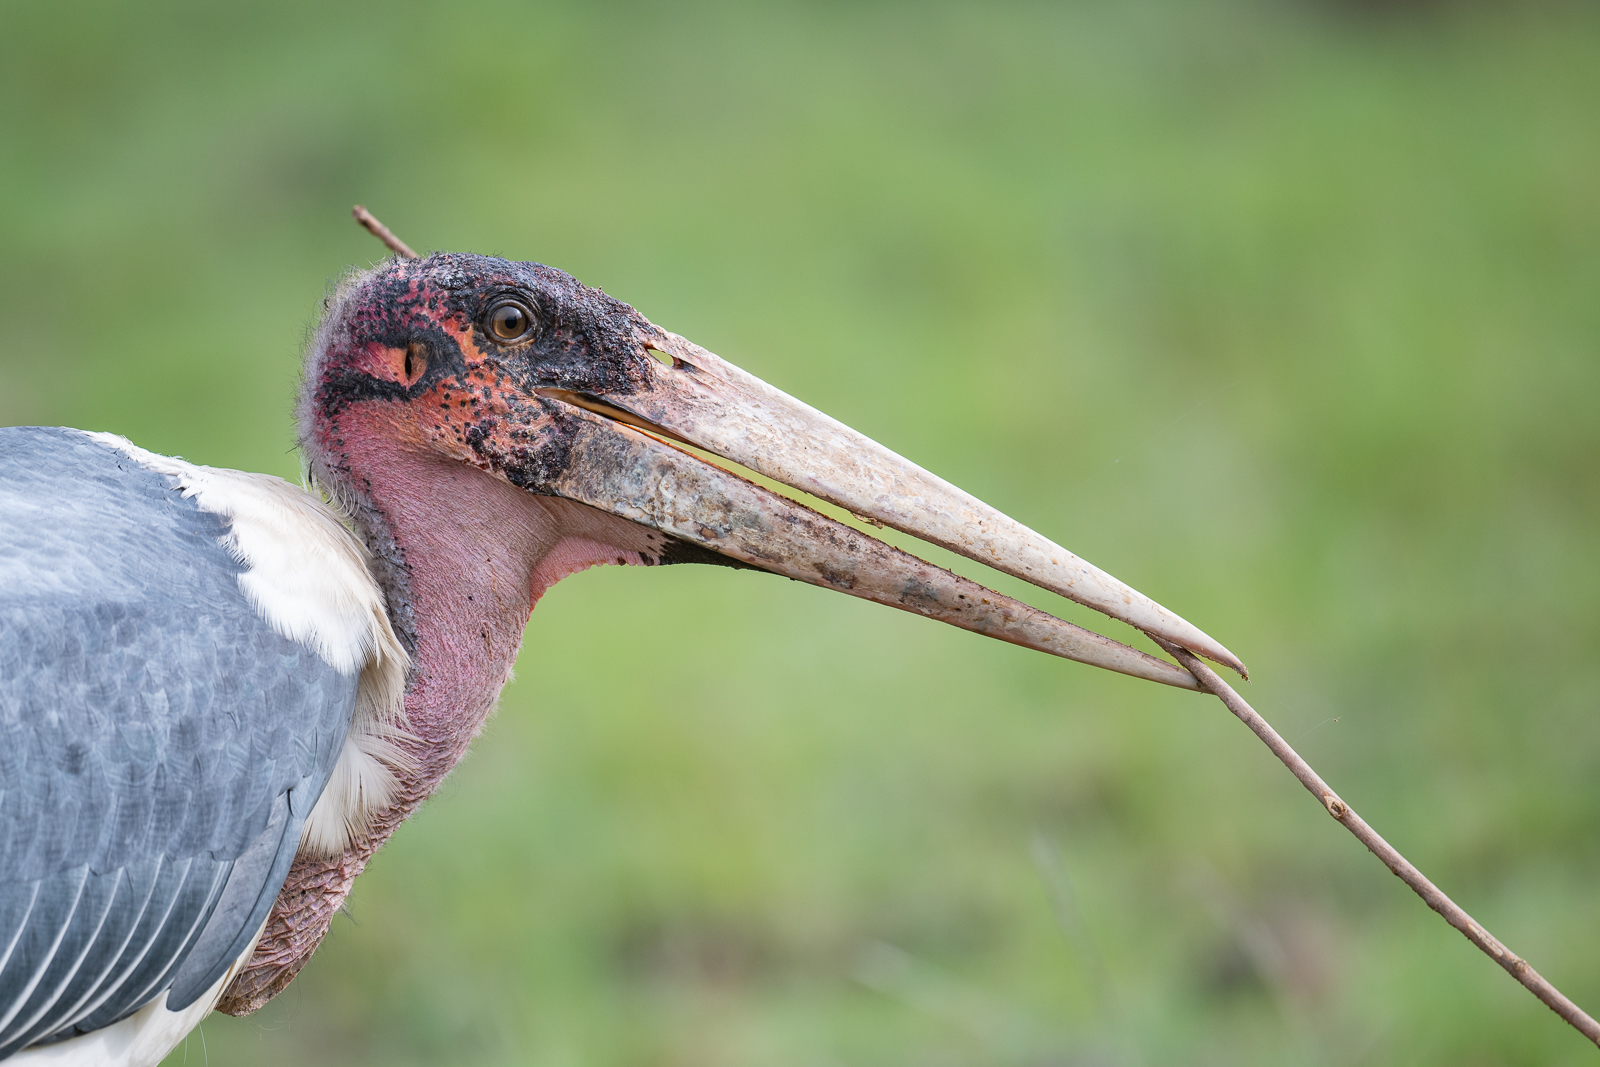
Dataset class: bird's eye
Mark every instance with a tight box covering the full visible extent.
[486,300,535,343]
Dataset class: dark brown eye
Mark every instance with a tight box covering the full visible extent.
[486,300,534,342]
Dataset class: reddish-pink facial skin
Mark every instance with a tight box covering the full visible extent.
[219,256,676,1013]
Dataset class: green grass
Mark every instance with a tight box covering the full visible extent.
[3,0,1599,1062]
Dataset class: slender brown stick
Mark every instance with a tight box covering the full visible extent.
[352,206,418,260]
[1153,637,1600,1046]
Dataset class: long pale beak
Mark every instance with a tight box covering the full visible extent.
[529,330,1244,688]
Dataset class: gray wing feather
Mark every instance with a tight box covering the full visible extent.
[20,862,161,1037]
[165,790,297,1007]
[2,865,121,1044]
[0,885,40,978]
[58,856,213,1036]
[0,868,89,1036]
[0,427,358,1056]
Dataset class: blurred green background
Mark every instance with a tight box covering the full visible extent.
[3,0,1599,1063]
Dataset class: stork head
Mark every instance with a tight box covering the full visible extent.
[302,253,1242,689]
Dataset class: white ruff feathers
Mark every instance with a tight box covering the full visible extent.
[84,432,410,857]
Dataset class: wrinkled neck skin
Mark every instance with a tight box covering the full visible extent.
[217,406,659,1014]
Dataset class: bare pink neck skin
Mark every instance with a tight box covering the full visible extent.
[329,412,664,793]
[219,412,659,1014]
[361,443,561,783]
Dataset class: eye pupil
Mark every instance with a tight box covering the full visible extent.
[489,302,531,341]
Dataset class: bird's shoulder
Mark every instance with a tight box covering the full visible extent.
[0,427,408,1054]
[0,425,377,877]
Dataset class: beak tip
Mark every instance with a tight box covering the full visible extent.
[1207,647,1248,680]
[1206,648,1249,682]
[1150,622,1246,684]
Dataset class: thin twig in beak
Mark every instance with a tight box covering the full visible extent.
[1155,636,1600,1047]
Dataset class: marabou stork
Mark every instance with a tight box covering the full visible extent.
[0,250,1244,1065]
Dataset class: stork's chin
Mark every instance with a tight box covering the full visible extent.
[476,329,1241,690]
